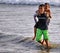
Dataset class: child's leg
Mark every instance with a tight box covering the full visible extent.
[32,27,37,40]
[41,39,46,45]
[43,30,50,48]
[47,19,50,25]
[44,40,49,48]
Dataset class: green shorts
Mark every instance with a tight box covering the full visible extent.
[36,28,49,42]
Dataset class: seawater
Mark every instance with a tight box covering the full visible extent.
[0,4,60,53]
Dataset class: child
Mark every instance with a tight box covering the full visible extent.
[45,3,52,25]
[32,4,50,49]
[42,3,52,45]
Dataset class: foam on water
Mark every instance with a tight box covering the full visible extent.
[0,0,60,6]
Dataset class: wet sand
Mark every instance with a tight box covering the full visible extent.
[0,33,60,53]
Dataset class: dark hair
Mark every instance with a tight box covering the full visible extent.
[39,4,45,7]
[45,3,50,5]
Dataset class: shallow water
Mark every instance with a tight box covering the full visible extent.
[0,4,60,53]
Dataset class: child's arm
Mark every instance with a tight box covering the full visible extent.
[32,27,36,40]
[34,14,37,23]
[34,10,39,23]
[49,10,52,18]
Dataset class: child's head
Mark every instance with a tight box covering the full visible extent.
[45,3,50,10]
[38,4,45,14]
